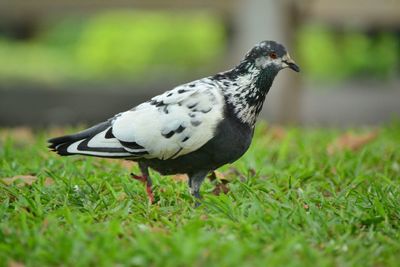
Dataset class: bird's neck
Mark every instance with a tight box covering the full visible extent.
[214,61,279,126]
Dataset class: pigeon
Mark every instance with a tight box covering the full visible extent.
[48,40,300,203]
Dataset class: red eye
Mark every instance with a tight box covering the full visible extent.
[269,52,277,59]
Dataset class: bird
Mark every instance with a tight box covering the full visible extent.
[48,40,300,204]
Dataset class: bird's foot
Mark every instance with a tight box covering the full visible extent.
[130,173,154,204]
[130,173,146,183]
[190,189,202,208]
[194,200,202,208]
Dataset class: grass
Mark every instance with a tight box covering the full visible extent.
[0,122,399,267]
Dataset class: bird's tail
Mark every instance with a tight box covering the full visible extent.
[48,121,131,158]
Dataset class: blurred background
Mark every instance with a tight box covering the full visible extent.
[0,0,399,127]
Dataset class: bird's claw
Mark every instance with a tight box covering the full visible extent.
[130,173,146,183]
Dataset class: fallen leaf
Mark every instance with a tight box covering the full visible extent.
[269,126,287,140]
[212,181,230,195]
[202,249,211,258]
[43,177,55,186]
[200,214,208,221]
[119,160,136,169]
[323,190,332,197]
[100,159,136,170]
[208,171,230,195]
[41,218,49,233]
[207,171,226,182]
[2,175,37,186]
[222,167,247,181]
[1,175,54,187]
[172,174,188,182]
[117,192,128,201]
[149,226,168,234]
[47,127,67,138]
[327,131,378,155]
[0,127,34,143]
[248,168,256,177]
[8,261,25,267]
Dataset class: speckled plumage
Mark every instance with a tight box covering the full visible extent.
[48,40,299,202]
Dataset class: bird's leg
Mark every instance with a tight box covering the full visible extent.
[188,176,193,194]
[188,171,209,205]
[131,162,154,203]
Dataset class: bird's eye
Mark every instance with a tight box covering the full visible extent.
[269,52,277,59]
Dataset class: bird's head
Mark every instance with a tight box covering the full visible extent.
[214,40,300,125]
[244,40,300,73]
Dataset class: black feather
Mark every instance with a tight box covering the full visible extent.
[48,121,110,155]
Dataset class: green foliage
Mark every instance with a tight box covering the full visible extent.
[342,32,371,75]
[298,26,347,80]
[371,34,399,77]
[1,15,399,85]
[0,38,80,84]
[297,25,399,82]
[0,11,225,84]
[76,11,225,78]
[1,123,400,266]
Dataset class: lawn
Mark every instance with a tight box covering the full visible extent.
[0,123,399,267]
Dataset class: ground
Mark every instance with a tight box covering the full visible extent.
[0,122,399,267]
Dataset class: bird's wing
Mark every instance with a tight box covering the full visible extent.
[111,80,225,159]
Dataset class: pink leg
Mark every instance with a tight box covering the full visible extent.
[131,173,154,203]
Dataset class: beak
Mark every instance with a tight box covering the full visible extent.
[283,54,300,72]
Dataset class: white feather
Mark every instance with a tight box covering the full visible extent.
[112,79,225,160]
[66,140,131,157]
[87,128,121,148]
